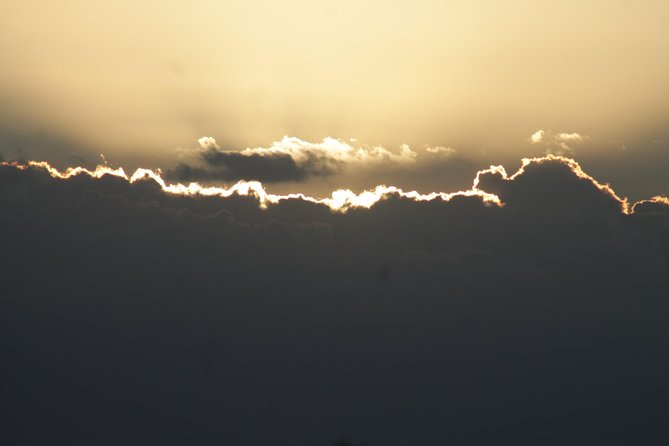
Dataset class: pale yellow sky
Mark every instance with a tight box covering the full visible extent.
[1,0,668,197]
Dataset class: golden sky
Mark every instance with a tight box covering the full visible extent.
[1,0,668,197]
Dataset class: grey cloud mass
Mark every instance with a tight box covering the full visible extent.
[170,151,310,183]
[2,157,669,445]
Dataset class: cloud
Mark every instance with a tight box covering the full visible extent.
[193,151,308,183]
[632,195,669,214]
[2,155,669,445]
[197,136,220,151]
[530,129,587,155]
[425,145,457,156]
[530,129,545,144]
[474,155,628,214]
[556,132,584,142]
[168,136,418,183]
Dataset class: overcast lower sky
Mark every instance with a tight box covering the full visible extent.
[1,0,669,198]
[3,152,669,445]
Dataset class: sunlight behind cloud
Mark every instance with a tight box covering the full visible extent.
[4,154,660,216]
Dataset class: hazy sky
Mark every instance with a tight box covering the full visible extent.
[1,0,668,198]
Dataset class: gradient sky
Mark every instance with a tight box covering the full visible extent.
[1,0,668,198]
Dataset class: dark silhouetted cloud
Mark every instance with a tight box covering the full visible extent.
[474,155,627,214]
[169,151,308,183]
[1,156,668,445]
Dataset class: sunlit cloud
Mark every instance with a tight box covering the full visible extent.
[529,130,587,155]
[530,130,545,144]
[237,137,417,165]
[197,136,220,151]
[425,146,457,156]
[557,132,584,142]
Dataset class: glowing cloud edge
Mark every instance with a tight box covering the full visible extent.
[2,155,666,214]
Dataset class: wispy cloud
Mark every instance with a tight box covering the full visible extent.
[530,130,587,155]
[425,146,457,156]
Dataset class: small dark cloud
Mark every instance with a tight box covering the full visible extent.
[167,162,219,183]
[167,149,334,183]
[206,150,308,182]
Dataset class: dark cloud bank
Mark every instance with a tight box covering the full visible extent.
[2,158,669,445]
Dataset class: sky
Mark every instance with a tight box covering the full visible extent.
[3,2,669,445]
[1,0,669,198]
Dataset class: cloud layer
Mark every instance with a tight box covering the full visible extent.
[168,136,418,183]
[2,156,668,445]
